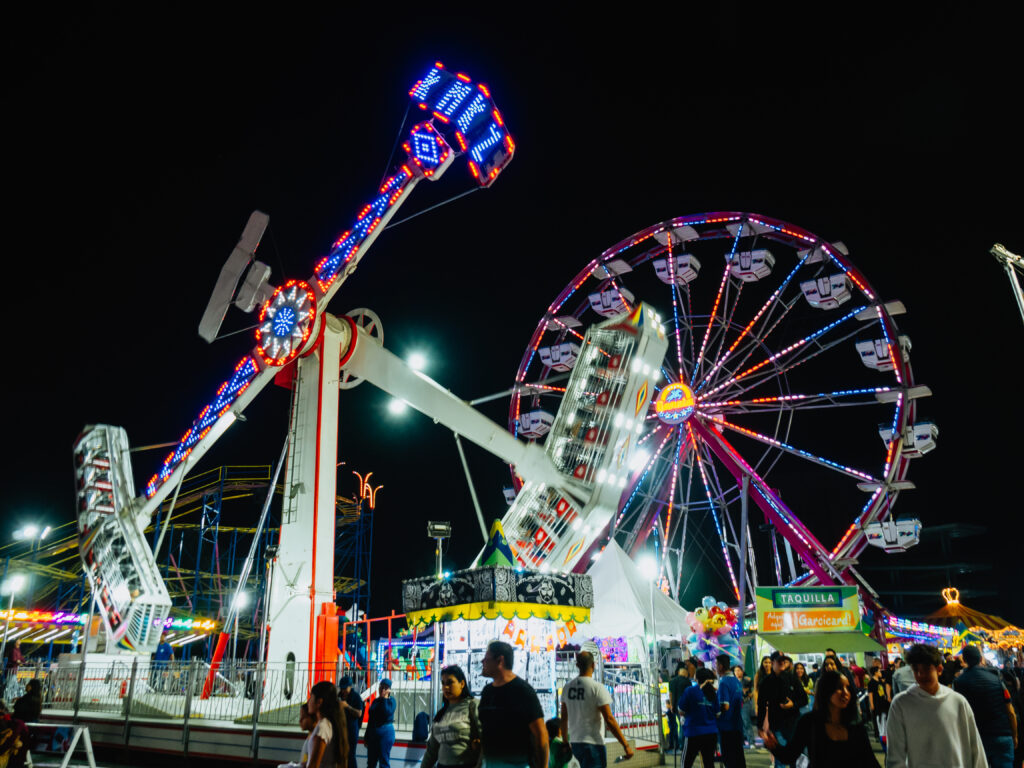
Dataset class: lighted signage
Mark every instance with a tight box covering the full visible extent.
[755,586,860,634]
[0,610,87,625]
[654,382,696,424]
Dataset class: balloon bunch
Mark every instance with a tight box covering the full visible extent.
[685,596,741,663]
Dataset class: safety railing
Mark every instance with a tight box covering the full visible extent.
[30,658,437,733]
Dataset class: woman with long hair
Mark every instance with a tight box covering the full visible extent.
[762,670,876,767]
[793,662,814,714]
[678,667,720,768]
[421,665,481,768]
[307,680,349,768]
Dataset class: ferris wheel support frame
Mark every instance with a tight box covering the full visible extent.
[991,244,1024,331]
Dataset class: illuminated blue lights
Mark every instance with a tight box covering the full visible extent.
[456,93,488,133]
[434,81,473,117]
[407,63,513,186]
[411,130,440,164]
[272,306,297,337]
[409,67,443,101]
[315,167,413,289]
[469,122,504,164]
[146,356,259,497]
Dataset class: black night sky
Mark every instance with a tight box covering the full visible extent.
[4,8,1022,631]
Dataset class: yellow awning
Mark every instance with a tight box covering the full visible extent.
[405,601,590,628]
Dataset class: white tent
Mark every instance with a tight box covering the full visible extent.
[585,540,692,641]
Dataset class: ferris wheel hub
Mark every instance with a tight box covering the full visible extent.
[654,381,696,424]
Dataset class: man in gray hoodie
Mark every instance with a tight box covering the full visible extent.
[887,643,987,768]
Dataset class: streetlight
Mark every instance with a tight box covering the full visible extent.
[426,521,451,717]
[1,574,26,674]
[387,398,408,415]
[232,592,249,667]
[407,351,428,371]
[13,524,48,604]
[637,554,664,756]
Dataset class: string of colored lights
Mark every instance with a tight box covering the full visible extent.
[704,415,878,483]
[831,391,904,558]
[660,426,687,565]
[146,356,259,497]
[695,253,811,392]
[701,304,868,399]
[688,423,740,600]
[697,386,895,410]
[610,428,673,535]
[666,232,686,377]
[691,223,743,387]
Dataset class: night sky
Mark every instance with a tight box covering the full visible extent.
[5,9,1022,627]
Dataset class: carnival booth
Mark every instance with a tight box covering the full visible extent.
[402,522,592,719]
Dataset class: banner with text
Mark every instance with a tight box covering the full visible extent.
[756,586,860,633]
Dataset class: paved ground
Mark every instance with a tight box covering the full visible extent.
[662,740,886,767]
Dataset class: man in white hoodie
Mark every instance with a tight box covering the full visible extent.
[887,643,988,768]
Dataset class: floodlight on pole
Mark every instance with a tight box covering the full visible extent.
[0,573,27,668]
[427,521,451,718]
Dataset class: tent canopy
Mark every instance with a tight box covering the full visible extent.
[585,541,692,640]
[759,631,882,654]
[924,595,1017,632]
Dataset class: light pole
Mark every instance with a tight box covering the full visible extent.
[13,525,49,604]
[1,574,26,678]
[232,592,249,668]
[426,521,451,717]
[638,555,664,756]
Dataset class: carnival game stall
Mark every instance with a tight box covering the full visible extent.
[402,522,592,720]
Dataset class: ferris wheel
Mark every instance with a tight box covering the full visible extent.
[508,213,935,605]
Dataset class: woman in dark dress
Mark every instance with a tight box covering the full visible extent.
[762,670,876,768]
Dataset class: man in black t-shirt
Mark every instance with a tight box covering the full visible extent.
[954,645,1019,768]
[478,640,548,768]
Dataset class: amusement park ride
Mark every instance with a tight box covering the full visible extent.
[74,62,939,681]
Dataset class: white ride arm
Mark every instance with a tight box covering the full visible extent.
[338,317,588,503]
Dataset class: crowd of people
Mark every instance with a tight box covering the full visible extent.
[659,643,1023,768]
[282,639,1024,768]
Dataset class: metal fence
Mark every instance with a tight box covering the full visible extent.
[8,655,661,749]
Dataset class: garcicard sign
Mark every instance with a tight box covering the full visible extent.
[756,586,860,633]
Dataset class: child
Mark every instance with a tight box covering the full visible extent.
[546,718,572,768]
[279,703,318,768]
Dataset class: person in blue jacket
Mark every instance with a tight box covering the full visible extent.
[678,667,722,768]
[365,678,396,768]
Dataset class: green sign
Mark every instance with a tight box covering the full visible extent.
[756,586,861,634]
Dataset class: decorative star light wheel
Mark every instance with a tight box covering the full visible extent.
[256,279,317,366]
[510,213,932,604]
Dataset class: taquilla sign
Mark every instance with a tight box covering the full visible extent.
[756,586,860,633]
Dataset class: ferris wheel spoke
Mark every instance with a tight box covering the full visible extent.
[698,386,898,412]
[704,415,879,483]
[702,303,868,399]
[697,254,811,390]
[688,424,741,600]
[692,224,745,386]
[664,233,688,378]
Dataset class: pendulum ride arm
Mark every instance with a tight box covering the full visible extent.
[76,63,516,654]
[991,244,1024,331]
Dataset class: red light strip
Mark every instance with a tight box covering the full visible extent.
[693,225,743,384]
[688,423,740,600]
